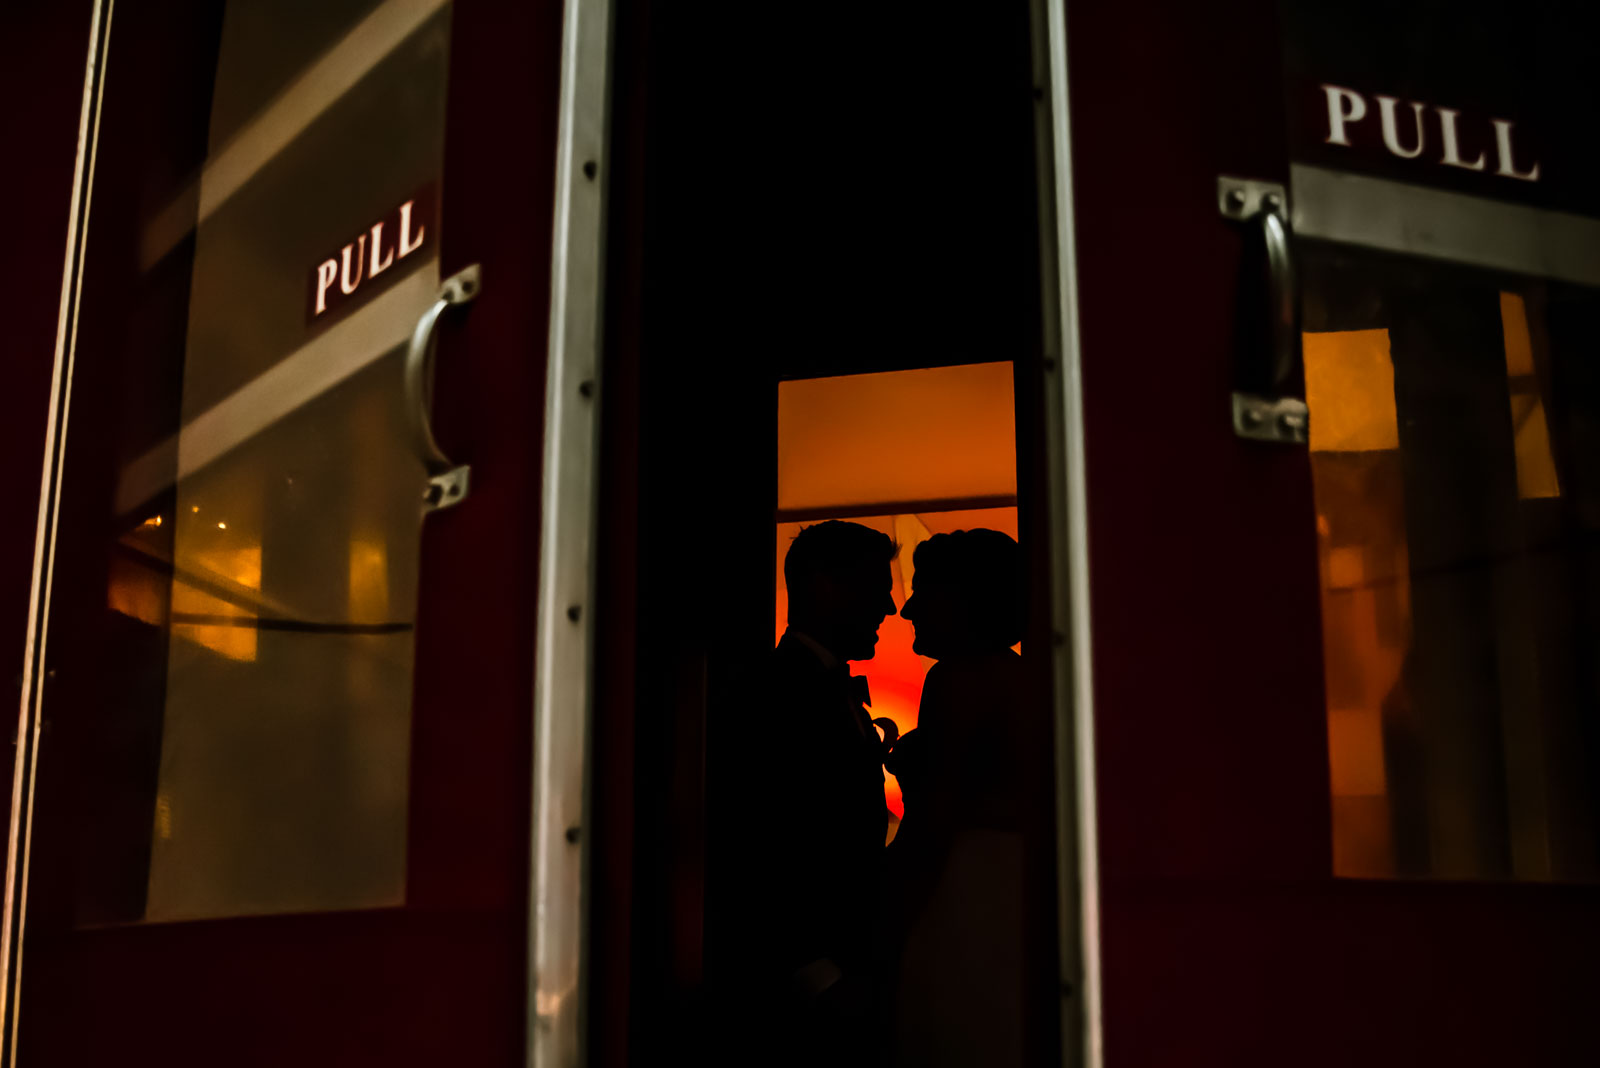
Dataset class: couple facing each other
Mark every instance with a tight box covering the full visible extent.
[753,518,1033,1066]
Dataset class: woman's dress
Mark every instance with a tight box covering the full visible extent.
[886,648,1033,1067]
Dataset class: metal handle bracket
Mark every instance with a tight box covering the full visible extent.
[1218,176,1307,446]
[1232,393,1309,445]
[1217,175,1287,223]
[405,264,481,510]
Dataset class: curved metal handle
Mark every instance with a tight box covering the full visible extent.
[1218,177,1307,445]
[405,264,481,509]
[1261,209,1297,393]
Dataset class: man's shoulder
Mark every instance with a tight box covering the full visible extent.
[772,634,827,679]
[767,637,840,725]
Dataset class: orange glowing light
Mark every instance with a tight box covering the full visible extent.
[1304,328,1408,876]
[776,510,1019,819]
[776,365,1018,822]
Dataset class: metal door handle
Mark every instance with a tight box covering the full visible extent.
[1218,176,1308,445]
[405,263,481,510]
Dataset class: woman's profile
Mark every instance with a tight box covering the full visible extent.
[885,528,1034,1067]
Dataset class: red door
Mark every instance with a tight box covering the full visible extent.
[1,2,589,1064]
[1063,0,1600,1064]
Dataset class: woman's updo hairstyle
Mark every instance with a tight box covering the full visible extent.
[911,528,1025,651]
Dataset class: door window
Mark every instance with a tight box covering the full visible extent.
[775,362,1020,830]
[1284,0,1600,882]
[33,0,452,926]
[1303,246,1600,882]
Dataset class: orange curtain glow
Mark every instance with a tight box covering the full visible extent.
[775,364,1019,826]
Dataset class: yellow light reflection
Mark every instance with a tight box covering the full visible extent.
[154,795,173,840]
[1304,329,1408,878]
[1500,292,1560,499]
[1303,329,1398,453]
[172,544,263,662]
[108,553,166,627]
[348,538,389,621]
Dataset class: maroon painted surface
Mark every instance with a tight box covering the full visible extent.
[0,3,94,847]
[11,1,565,1064]
[1066,1,1600,1064]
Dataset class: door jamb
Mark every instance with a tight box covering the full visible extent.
[528,0,615,1061]
[1029,0,1105,1064]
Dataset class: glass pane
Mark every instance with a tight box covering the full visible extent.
[776,363,1018,514]
[742,362,1049,1064]
[1281,0,1600,884]
[773,506,1021,829]
[1302,244,1600,882]
[774,363,1022,830]
[39,0,452,924]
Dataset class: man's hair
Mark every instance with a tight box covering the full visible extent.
[784,521,898,607]
[912,529,1025,649]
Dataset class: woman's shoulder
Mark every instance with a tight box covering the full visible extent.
[923,649,1023,709]
[926,648,1021,684]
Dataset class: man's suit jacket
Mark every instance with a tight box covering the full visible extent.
[745,633,889,991]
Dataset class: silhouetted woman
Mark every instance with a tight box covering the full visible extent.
[885,529,1033,1067]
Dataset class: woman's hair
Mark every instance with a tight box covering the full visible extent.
[912,528,1025,650]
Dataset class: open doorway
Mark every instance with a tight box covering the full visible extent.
[589,0,1062,1063]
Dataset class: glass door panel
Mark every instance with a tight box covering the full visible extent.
[30,0,451,928]
[1281,0,1600,886]
[1302,244,1600,883]
[7,1,568,1063]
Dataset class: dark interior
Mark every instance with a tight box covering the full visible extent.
[591,1,1060,1060]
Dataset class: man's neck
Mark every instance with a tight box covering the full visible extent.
[785,626,841,671]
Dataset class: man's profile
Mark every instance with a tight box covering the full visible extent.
[731,519,897,1063]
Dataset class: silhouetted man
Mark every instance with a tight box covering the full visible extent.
[736,520,897,1063]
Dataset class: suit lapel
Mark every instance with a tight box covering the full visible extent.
[777,634,882,774]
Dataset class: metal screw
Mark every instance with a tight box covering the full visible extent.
[565,826,581,844]
[1263,191,1283,213]
[1240,405,1264,428]
[567,605,582,622]
[578,379,595,399]
[1225,188,1246,212]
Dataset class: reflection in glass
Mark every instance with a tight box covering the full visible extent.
[1304,245,1600,881]
[45,0,453,924]
[774,363,1020,831]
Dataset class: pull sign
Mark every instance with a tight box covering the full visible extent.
[1320,84,1541,183]
[306,186,438,326]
